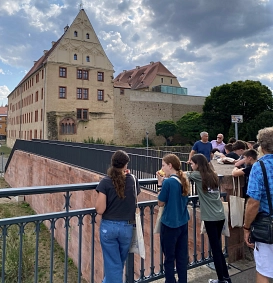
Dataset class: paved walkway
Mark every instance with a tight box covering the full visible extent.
[154,246,273,283]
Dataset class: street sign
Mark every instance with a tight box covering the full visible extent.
[231,115,243,123]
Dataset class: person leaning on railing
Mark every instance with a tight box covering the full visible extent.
[187,154,232,283]
[95,150,140,283]
[156,154,190,283]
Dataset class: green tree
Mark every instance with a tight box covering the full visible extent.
[155,120,178,145]
[202,80,273,139]
[176,112,205,145]
[238,111,273,141]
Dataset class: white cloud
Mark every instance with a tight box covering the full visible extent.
[0,69,4,75]
[1,0,273,99]
[258,73,273,82]
[0,85,10,100]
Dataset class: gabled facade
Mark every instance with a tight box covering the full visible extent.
[114,61,187,95]
[7,9,114,148]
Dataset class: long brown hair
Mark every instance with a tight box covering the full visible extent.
[107,150,130,199]
[162,154,190,196]
[190,154,219,192]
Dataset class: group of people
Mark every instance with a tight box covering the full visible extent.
[157,153,231,283]
[186,129,273,282]
[94,127,273,283]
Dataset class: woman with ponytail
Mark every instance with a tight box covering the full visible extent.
[156,154,190,283]
[96,150,140,283]
[188,153,231,283]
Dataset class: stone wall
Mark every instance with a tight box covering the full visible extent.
[4,151,244,282]
[113,88,205,146]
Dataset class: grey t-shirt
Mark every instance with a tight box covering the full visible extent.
[186,171,225,221]
[96,174,140,221]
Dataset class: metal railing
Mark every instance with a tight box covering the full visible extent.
[5,140,191,192]
[0,179,228,283]
[30,140,189,161]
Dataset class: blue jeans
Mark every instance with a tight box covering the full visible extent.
[160,222,188,283]
[100,219,133,283]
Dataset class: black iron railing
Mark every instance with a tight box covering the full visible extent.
[5,140,191,191]
[0,179,228,283]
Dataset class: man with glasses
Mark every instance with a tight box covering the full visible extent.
[211,133,225,153]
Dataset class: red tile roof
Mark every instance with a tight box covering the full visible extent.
[0,107,8,115]
[114,61,178,90]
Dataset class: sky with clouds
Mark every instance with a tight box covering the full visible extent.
[0,0,273,106]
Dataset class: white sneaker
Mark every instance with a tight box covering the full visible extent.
[208,280,228,283]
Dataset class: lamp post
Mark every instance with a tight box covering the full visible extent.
[146,131,149,156]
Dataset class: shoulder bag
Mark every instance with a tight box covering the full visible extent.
[250,160,273,244]
[129,175,145,259]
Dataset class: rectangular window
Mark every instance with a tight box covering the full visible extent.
[83,70,88,80]
[98,72,104,82]
[36,73,39,83]
[35,110,38,122]
[97,90,104,101]
[77,88,88,99]
[77,69,89,80]
[41,88,43,99]
[35,91,38,102]
[77,108,88,120]
[42,69,44,79]
[77,70,82,79]
[59,67,67,78]
[59,86,66,98]
[120,88,124,95]
[83,88,88,99]
[77,88,82,99]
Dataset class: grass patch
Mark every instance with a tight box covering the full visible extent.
[0,179,87,283]
[0,143,11,157]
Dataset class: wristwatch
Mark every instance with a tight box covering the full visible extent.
[243,224,251,231]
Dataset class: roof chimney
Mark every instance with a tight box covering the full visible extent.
[150,61,154,64]
[43,50,48,55]
[136,66,140,69]
[123,70,127,72]
[64,25,69,33]
[52,41,56,47]
[33,61,37,65]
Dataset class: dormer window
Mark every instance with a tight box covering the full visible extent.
[74,54,77,60]
[86,33,90,39]
[74,31,78,37]
[86,56,90,62]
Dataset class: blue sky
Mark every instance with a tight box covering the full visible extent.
[1,0,273,106]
